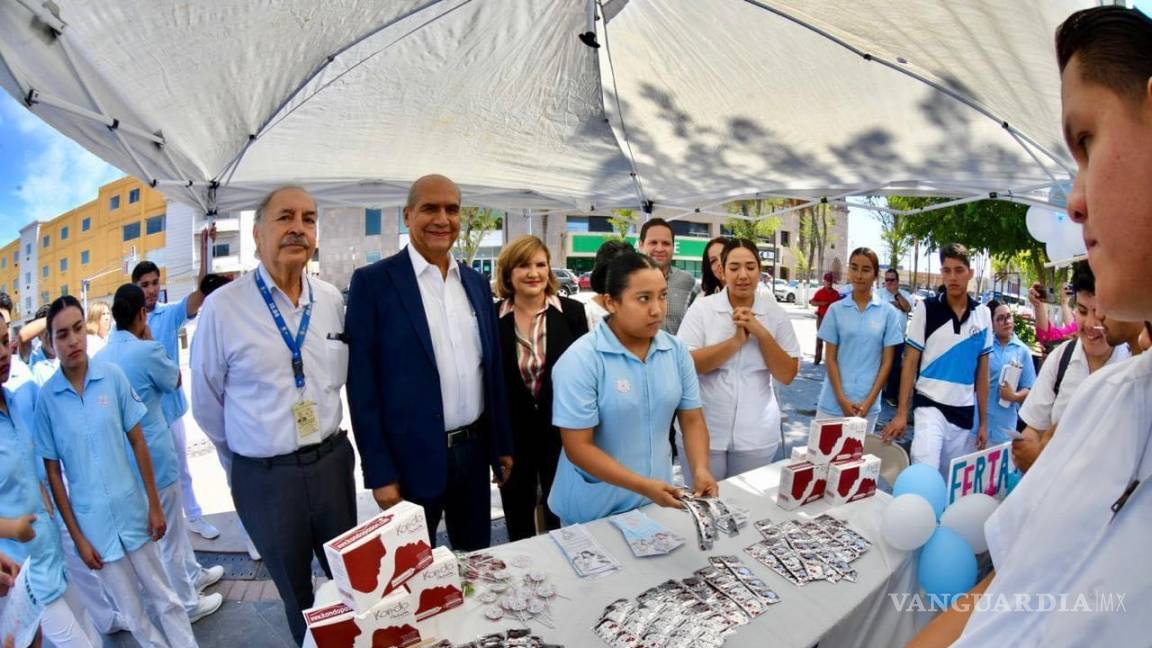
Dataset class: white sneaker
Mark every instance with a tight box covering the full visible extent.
[188,593,224,623]
[187,518,221,540]
[195,565,225,592]
[245,537,262,561]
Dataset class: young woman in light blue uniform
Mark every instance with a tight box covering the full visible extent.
[548,252,718,525]
[977,300,1037,447]
[0,316,100,647]
[34,296,196,648]
[817,247,906,433]
[95,284,222,623]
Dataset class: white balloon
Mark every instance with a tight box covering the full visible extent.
[1026,205,1058,242]
[882,494,938,551]
[1058,218,1087,257]
[940,493,999,554]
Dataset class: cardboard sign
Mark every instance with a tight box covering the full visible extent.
[947,442,1015,504]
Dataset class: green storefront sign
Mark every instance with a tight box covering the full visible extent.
[569,233,709,259]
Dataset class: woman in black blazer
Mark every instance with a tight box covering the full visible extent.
[493,235,588,541]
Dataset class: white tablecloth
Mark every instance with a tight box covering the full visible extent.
[309,461,932,647]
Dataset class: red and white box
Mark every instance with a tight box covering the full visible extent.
[324,501,433,613]
[824,454,881,506]
[790,446,809,462]
[807,417,868,465]
[777,461,828,510]
[304,590,421,648]
[404,546,463,622]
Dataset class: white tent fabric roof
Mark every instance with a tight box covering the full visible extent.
[0,0,1090,215]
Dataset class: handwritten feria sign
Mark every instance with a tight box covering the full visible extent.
[947,442,1015,504]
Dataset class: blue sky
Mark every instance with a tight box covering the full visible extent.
[0,92,121,244]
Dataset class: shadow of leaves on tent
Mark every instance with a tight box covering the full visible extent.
[603,76,1032,207]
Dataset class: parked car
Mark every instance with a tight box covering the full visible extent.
[553,268,579,296]
[773,279,797,303]
[578,271,592,291]
[981,290,1034,316]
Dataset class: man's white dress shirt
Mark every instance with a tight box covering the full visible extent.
[407,245,484,432]
[191,264,347,458]
[956,350,1151,645]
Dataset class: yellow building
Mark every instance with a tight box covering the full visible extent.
[0,176,170,320]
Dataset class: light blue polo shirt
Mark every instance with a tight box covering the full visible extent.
[147,297,190,424]
[33,362,149,563]
[978,335,1037,446]
[0,388,67,605]
[817,294,906,417]
[95,330,181,490]
[547,321,702,525]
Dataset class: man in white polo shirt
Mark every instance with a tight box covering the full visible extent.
[913,6,1152,644]
[882,243,992,476]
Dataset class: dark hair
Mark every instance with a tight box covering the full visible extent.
[112,284,146,330]
[603,252,661,301]
[700,236,729,296]
[0,292,12,314]
[638,218,674,243]
[721,238,760,266]
[131,260,161,283]
[34,304,50,320]
[987,299,1003,314]
[590,240,634,294]
[46,295,83,337]
[848,247,880,275]
[200,273,233,297]
[938,243,971,268]
[885,268,900,279]
[1070,260,1095,296]
[1056,6,1152,106]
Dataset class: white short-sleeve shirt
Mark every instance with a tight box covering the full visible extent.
[1019,338,1130,431]
[955,350,1152,645]
[677,288,802,453]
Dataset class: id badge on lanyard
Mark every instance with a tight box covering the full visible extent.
[254,271,319,442]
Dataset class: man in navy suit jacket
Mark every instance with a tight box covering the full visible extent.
[345,174,513,550]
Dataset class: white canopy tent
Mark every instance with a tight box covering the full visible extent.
[0,0,1092,219]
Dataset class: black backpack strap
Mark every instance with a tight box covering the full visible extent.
[1053,338,1077,397]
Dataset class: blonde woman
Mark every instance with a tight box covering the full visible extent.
[85,301,111,356]
[493,236,588,539]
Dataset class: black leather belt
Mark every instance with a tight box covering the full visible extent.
[243,430,347,467]
[446,422,480,448]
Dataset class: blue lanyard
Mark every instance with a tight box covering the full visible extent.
[254,270,312,390]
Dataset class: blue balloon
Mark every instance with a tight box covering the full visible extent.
[893,464,948,519]
[918,527,978,606]
[1005,468,1023,496]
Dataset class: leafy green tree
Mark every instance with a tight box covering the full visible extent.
[889,196,1055,288]
[724,199,783,242]
[608,208,639,240]
[454,207,503,265]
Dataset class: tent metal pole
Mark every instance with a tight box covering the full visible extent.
[738,0,1076,178]
[597,0,649,208]
[53,34,164,188]
[1004,128,1065,187]
[26,90,166,145]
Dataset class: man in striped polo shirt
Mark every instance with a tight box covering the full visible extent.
[882,243,992,476]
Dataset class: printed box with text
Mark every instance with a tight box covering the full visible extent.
[323,501,433,613]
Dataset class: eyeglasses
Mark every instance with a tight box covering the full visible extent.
[884,278,897,283]
[994,315,1013,323]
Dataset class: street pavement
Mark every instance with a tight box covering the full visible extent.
[103,300,908,646]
